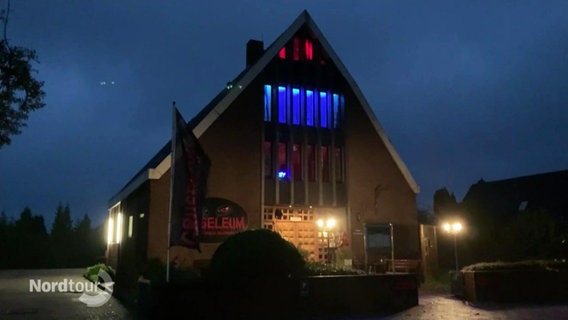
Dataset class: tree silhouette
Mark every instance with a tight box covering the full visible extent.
[0,0,46,148]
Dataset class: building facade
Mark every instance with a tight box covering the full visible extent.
[106,11,420,280]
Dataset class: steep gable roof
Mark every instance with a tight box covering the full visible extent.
[110,10,419,206]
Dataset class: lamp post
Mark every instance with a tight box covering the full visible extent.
[442,221,463,272]
[317,217,336,264]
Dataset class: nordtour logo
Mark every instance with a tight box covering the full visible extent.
[29,269,113,307]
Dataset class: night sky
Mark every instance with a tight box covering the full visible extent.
[1,1,567,227]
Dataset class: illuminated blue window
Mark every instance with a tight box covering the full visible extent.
[278,86,287,124]
[333,93,340,128]
[320,91,329,128]
[306,90,314,126]
[264,85,272,122]
[292,88,301,125]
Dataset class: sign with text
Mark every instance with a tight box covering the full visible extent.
[201,197,247,242]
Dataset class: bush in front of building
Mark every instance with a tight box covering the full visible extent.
[83,263,115,283]
[206,229,305,284]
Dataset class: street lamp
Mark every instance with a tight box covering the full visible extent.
[317,217,336,264]
[442,221,463,272]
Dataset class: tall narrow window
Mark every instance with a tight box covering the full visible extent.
[305,39,313,60]
[306,90,315,126]
[264,85,272,122]
[333,93,341,128]
[278,47,286,59]
[278,86,287,124]
[293,37,300,61]
[292,144,302,181]
[264,141,272,178]
[319,91,329,128]
[307,145,316,181]
[320,146,330,182]
[334,146,343,182]
[277,142,288,180]
[292,88,301,125]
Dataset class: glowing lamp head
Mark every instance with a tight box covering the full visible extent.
[442,223,451,232]
[452,222,463,232]
[316,219,324,228]
[326,218,336,229]
[277,170,287,179]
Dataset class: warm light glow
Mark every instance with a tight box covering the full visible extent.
[452,222,463,232]
[128,215,133,238]
[116,213,123,244]
[107,217,114,244]
[442,221,463,234]
[316,219,324,228]
[326,218,336,229]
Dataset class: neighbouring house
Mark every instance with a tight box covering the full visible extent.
[459,170,568,262]
[105,11,421,286]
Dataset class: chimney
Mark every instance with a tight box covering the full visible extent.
[246,39,264,67]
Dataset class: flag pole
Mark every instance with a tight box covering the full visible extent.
[166,101,177,283]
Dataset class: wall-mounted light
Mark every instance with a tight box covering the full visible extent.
[107,217,114,245]
[116,213,123,244]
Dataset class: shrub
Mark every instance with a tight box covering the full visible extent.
[141,257,200,285]
[461,259,568,272]
[83,263,115,283]
[304,261,361,276]
[206,229,305,284]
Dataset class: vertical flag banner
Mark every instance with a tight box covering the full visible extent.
[169,107,210,251]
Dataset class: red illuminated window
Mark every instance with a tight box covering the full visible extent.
[321,146,329,182]
[307,145,316,181]
[293,37,300,61]
[278,47,286,59]
[278,142,288,179]
[305,39,313,60]
[292,144,302,181]
[264,141,272,178]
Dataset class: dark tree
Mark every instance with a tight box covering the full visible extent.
[0,1,45,148]
[50,203,73,266]
[433,187,458,216]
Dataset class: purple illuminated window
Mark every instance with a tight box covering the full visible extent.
[292,88,300,125]
[278,86,287,124]
[264,85,272,122]
[319,91,329,128]
[306,90,315,126]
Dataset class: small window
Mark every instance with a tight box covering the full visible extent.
[306,90,315,126]
[319,91,329,128]
[278,86,287,124]
[333,93,341,128]
[292,88,301,125]
[279,47,286,59]
[305,39,313,60]
[293,37,300,61]
[264,85,272,122]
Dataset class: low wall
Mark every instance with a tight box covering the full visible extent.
[138,274,418,319]
[463,270,568,303]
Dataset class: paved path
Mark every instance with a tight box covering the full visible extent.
[2,270,567,319]
[367,289,568,320]
[0,269,132,319]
